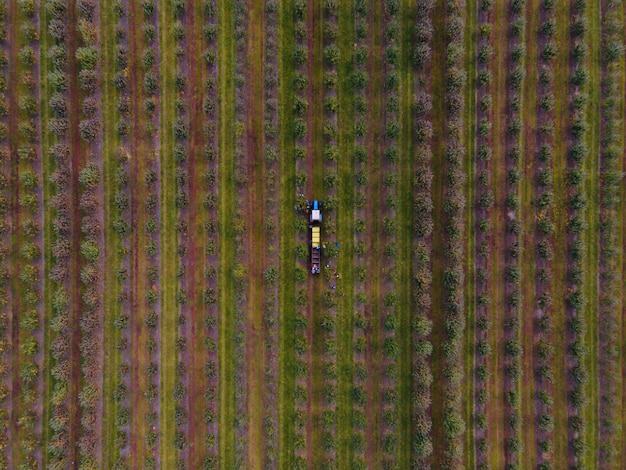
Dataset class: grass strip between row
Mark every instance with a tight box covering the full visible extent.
[217,0,237,466]
[277,0,297,467]
[429,0,447,466]
[521,0,539,466]
[582,0,600,466]
[100,0,122,464]
[159,0,178,466]
[398,0,415,467]
[336,0,355,467]
[551,2,570,464]
[245,0,266,466]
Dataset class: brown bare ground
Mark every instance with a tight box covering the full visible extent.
[244,0,266,467]
[364,0,384,466]
[68,1,87,467]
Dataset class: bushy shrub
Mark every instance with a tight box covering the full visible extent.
[18,46,35,66]
[49,70,69,91]
[541,41,558,61]
[324,44,339,65]
[80,240,100,262]
[294,45,307,65]
[79,118,100,141]
[48,18,67,41]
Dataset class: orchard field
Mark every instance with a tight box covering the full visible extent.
[0,0,625,469]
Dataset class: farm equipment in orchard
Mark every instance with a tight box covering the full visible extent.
[310,200,322,274]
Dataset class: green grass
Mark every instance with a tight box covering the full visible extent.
[245,1,266,467]
[397,0,415,467]
[551,2,570,465]
[488,0,507,466]
[582,0,600,466]
[430,0,447,466]
[277,0,297,468]
[100,0,122,465]
[463,0,477,466]
[336,1,355,467]
[364,1,384,465]
[217,0,237,467]
[158,0,178,466]
[521,0,539,466]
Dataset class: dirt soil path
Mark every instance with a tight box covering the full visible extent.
[184,3,206,466]
[244,0,266,467]
[68,0,87,466]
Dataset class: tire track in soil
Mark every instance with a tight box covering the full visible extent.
[488,0,506,465]
[67,1,86,466]
[521,0,538,465]
[38,3,58,465]
[217,0,237,464]
[185,2,206,466]
[127,0,148,464]
[244,0,265,467]
[337,2,355,466]
[551,2,570,465]
[581,1,599,466]
[398,1,414,466]
[364,1,383,466]
[580,2,600,467]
